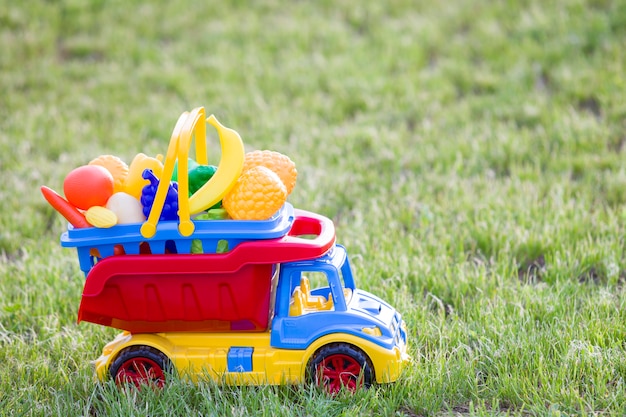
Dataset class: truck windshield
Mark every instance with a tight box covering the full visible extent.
[286,245,356,316]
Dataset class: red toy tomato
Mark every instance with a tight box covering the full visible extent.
[64,165,115,210]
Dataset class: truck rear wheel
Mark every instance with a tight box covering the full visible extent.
[307,343,374,394]
[109,346,171,388]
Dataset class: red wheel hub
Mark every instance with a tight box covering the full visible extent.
[317,353,364,394]
[115,357,165,388]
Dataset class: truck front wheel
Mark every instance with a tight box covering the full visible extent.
[109,346,171,388]
[307,343,374,394]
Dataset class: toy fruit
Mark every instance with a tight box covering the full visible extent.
[123,153,164,199]
[222,166,287,220]
[89,155,129,193]
[143,110,245,238]
[141,169,179,221]
[186,114,245,215]
[106,192,145,224]
[40,185,91,228]
[85,206,118,228]
[243,150,297,195]
[63,165,115,210]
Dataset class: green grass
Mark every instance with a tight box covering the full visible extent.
[2,0,626,415]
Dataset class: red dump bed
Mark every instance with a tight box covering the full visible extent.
[78,209,335,333]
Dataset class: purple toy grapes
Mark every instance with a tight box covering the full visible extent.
[141,169,179,221]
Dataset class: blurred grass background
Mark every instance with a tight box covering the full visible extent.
[2,0,626,415]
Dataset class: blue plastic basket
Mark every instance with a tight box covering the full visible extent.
[62,203,295,276]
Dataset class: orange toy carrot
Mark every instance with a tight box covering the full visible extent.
[41,185,91,228]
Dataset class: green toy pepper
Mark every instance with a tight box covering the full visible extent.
[188,164,221,209]
[172,158,200,182]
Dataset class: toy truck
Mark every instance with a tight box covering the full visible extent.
[61,203,409,393]
[46,108,409,393]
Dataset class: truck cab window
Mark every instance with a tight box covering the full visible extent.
[289,268,353,316]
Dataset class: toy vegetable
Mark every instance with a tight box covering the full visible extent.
[63,165,115,210]
[40,186,91,228]
[123,153,164,199]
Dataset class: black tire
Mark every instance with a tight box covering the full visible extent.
[307,343,374,394]
[109,345,172,388]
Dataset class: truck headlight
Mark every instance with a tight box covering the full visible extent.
[361,326,382,337]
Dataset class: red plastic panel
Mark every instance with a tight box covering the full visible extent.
[79,256,275,332]
[78,209,336,333]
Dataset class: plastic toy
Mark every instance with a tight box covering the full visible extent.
[187,164,217,196]
[45,107,410,394]
[243,149,298,195]
[89,155,129,193]
[63,165,115,210]
[141,109,245,238]
[85,206,118,228]
[223,165,287,220]
[140,169,179,221]
[122,153,164,199]
[186,113,244,216]
[172,157,199,182]
[106,192,145,224]
[40,185,90,228]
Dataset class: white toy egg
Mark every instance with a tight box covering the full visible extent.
[106,192,146,224]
